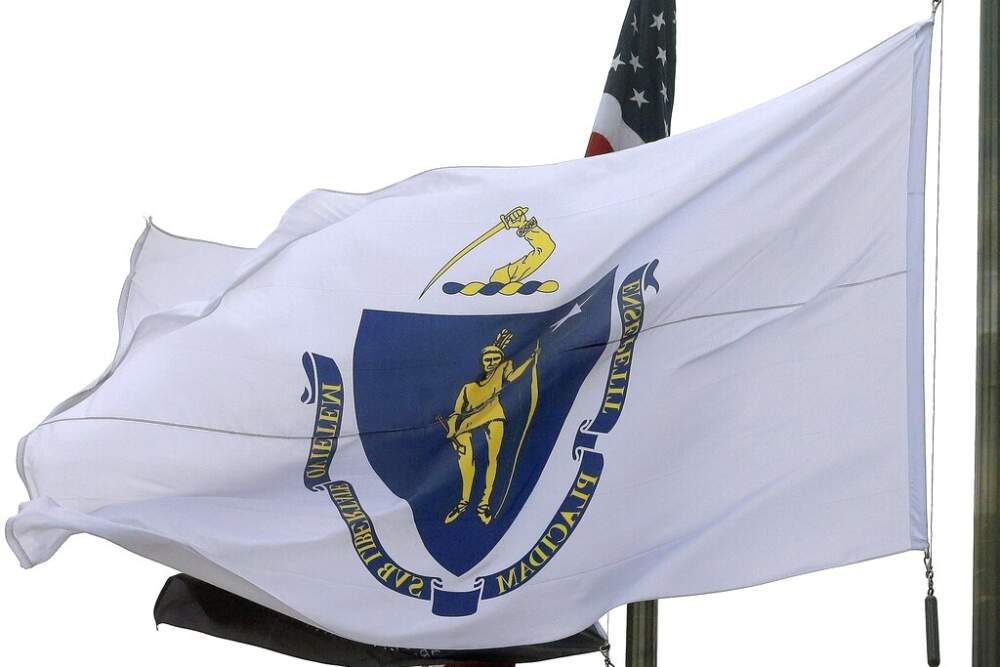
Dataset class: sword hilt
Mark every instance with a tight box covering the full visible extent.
[500,206,531,229]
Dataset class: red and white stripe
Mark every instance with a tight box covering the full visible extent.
[585,93,645,156]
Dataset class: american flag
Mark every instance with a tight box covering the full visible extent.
[586,0,676,156]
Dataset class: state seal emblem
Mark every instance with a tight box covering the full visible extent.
[298,211,659,616]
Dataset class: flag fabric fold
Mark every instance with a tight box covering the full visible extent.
[7,21,932,650]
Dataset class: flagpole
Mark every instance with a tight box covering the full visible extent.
[973,0,999,664]
[625,601,657,667]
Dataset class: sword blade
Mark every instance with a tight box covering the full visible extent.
[419,220,507,298]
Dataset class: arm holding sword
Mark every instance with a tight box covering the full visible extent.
[419,206,556,298]
[488,207,555,285]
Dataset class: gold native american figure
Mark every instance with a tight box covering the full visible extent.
[420,206,558,297]
[439,329,541,525]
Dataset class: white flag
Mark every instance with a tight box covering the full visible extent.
[7,21,932,649]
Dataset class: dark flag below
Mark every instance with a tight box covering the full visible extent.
[154,574,607,666]
[586,0,676,156]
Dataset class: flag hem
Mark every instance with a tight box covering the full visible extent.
[904,21,934,550]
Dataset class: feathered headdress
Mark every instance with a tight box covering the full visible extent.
[481,328,513,357]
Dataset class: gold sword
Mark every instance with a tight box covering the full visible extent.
[418,207,529,298]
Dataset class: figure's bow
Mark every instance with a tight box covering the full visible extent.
[494,339,541,518]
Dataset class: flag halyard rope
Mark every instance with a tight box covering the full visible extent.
[923,4,945,666]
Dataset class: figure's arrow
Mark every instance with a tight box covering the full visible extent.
[549,293,594,332]
[419,220,508,298]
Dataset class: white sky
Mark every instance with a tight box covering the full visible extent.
[0,1,982,665]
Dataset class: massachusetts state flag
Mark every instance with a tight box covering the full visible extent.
[8,21,931,651]
[586,0,676,156]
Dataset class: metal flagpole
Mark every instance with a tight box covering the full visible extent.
[625,601,657,667]
[973,0,999,663]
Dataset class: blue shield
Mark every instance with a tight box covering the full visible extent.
[353,270,614,575]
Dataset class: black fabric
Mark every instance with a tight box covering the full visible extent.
[154,574,606,666]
